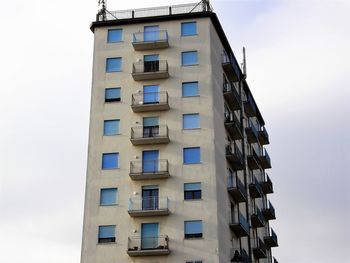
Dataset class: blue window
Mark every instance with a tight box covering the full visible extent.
[184,220,203,238]
[184,183,201,200]
[106,58,122,72]
[182,82,199,97]
[107,29,123,43]
[100,188,118,205]
[181,22,197,36]
[102,153,119,169]
[183,114,200,129]
[104,120,120,135]
[98,225,116,243]
[183,147,200,164]
[105,88,121,102]
[182,51,198,66]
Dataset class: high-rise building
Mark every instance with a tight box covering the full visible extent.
[81,1,278,262]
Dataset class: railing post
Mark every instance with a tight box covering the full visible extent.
[169,6,172,15]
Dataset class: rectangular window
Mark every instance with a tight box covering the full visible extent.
[98,225,116,243]
[104,120,120,136]
[181,22,197,36]
[183,114,200,129]
[107,29,123,43]
[184,220,203,238]
[144,25,160,41]
[102,153,119,169]
[182,51,198,66]
[183,147,200,164]
[105,88,121,102]
[182,82,199,97]
[184,183,201,200]
[186,261,203,263]
[106,57,122,72]
[100,188,118,205]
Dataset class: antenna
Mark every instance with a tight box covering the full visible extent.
[242,47,247,79]
[97,0,107,21]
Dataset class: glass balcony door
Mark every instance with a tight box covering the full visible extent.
[144,54,159,72]
[144,26,160,42]
[142,150,159,173]
[142,185,159,210]
[143,85,159,104]
[143,117,159,138]
[141,223,159,250]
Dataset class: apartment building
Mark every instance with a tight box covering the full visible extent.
[81,1,278,263]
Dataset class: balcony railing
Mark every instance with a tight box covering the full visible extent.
[231,248,250,263]
[129,159,170,180]
[131,92,169,112]
[253,238,267,259]
[244,95,257,117]
[264,228,278,248]
[230,212,250,237]
[128,196,170,217]
[260,148,272,169]
[247,148,261,170]
[258,126,270,145]
[225,111,243,140]
[227,174,247,203]
[132,60,169,80]
[127,235,170,256]
[132,30,169,50]
[222,53,240,82]
[226,144,244,170]
[249,176,263,199]
[223,82,241,110]
[261,173,274,194]
[251,207,265,228]
[246,121,259,144]
[130,125,170,145]
[263,201,276,220]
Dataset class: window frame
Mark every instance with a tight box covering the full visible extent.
[183,113,200,130]
[183,147,201,164]
[181,21,197,36]
[184,220,203,239]
[182,51,198,66]
[103,119,120,136]
[182,81,199,97]
[98,225,116,243]
[105,88,121,103]
[107,29,123,43]
[102,152,119,170]
[100,188,118,206]
[106,57,122,72]
[184,183,202,200]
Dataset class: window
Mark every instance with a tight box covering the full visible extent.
[183,147,200,164]
[184,183,201,200]
[182,51,198,66]
[182,82,199,97]
[100,188,118,205]
[144,25,160,41]
[181,22,197,36]
[184,220,203,238]
[107,29,123,43]
[104,120,120,135]
[183,114,200,129]
[102,153,119,169]
[105,88,121,102]
[98,225,116,243]
[186,261,203,263]
[106,57,122,72]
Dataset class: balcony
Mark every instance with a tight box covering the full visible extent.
[251,207,265,228]
[230,212,250,237]
[260,148,272,169]
[261,174,274,194]
[130,125,170,145]
[245,122,259,144]
[264,228,279,248]
[131,92,169,112]
[225,112,243,140]
[132,60,169,81]
[127,235,170,256]
[130,160,170,180]
[244,95,257,117]
[253,238,267,259]
[223,83,241,111]
[128,196,169,217]
[231,248,249,263]
[274,257,279,263]
[247,148,261,170]
[262,201,276,220]
[226,145,244,170]
[249,176,263,199]
[222,54,240,82]
[227,174,247,203]
[258,126,270,145]
[132,30,169,50]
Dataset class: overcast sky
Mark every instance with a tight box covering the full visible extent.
[0,0,349,262]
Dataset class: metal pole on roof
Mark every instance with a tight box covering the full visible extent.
[97,0,107,21]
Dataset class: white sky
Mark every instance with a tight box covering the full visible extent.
[0,0,349,262]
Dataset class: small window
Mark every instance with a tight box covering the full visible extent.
[183,114,200,129]
[183,147,200,164]
[98,225,116,243]
[186,261,203,263]
[181,22,197,36]
[104,120,120,135]
[100,188,118,205]
[102,153,119,169]
[184,183,201,200]
[182,82,199,97]
[105,88,121,102]
[184,220,203,238]
[107,29,123,43]
[106,57,122,72]
[182,51,198,66]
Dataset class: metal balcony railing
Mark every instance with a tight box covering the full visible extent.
[130,159,169,174]
[227,174,247,203]
[131,125,169,141]
[127,235,170,256]
[253,238,267,259]
[264,227,278,248]
[260,148,272,169]
[128,196,169,212]
[231,248,249,263]
[222,53,240,82]
[244,94,257,117]
[133,30,168,43]
[247,147,261,170]
[261,173,273,194]
[246,120,259,144]
[131,91,169,112]
[230,212,250,235]
[259,126,270,145]
[263,200,276,220]
[133,60,168,74]
[251,207,265,228]
[249,176,263,199]
[224,111,242,140]
[223,82,241,110]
